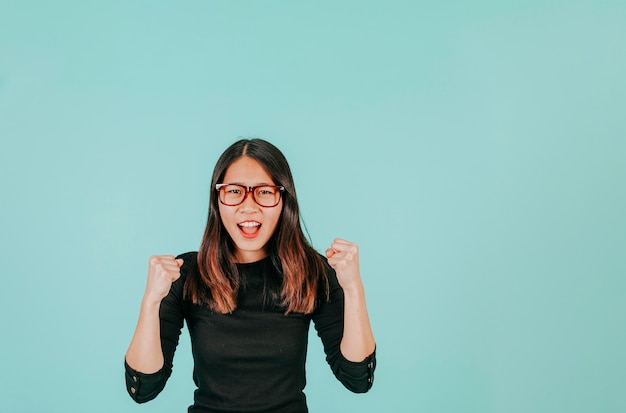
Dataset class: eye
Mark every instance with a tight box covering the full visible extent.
[257,187,276,195]
[226,186,243,194]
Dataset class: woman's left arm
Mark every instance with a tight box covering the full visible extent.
[326,238,376,361]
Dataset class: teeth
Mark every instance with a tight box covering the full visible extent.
[239,221,260,227]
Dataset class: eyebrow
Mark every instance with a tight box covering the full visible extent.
[226,182,275,186]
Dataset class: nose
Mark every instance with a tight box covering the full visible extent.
[239,189,258,211]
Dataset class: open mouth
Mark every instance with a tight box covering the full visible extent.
[237,221,261,238]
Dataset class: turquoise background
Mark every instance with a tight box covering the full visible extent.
[1,1,625,412]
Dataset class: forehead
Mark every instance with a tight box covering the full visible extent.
[222,156,274,184]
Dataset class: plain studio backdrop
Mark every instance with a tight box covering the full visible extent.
[0,1,624,412]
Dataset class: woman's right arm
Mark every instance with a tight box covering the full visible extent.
[124,255,184,402]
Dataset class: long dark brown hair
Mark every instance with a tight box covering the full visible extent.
[184,138,328,314]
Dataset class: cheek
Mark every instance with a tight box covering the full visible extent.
[218,205,234,228]
[268,207,284,230]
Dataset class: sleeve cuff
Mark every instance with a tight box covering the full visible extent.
[124,359,167,403]
[339,347,376,392]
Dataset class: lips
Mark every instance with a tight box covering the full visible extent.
[237,220,261,238]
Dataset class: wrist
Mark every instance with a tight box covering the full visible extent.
[341,282,365,298]
[140,295,162,311]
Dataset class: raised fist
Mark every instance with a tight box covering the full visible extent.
[144,255,183,303]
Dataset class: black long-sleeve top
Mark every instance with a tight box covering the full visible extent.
[124,252,376,413]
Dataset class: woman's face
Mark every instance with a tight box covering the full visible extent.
[218,156,283,263]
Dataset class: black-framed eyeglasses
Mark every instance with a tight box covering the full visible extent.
[216,184,285,207]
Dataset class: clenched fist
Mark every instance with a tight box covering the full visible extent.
[325,238,362,292]
[144,255,183,303]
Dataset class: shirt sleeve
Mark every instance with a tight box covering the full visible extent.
[311,263,376,393]
[124,253,191,403]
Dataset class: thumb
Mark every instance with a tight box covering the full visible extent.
[325,248,335,259]
[176,258,184,267]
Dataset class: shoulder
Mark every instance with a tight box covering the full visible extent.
[318,252,337,282]
[159,252,198,311]
[172,251,198,290]
[176,251,197,262]
[317,253,343,300]
[175,252,198,275]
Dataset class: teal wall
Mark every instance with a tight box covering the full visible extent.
[1,1,624,412]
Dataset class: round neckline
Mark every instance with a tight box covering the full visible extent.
[235,255,272,268]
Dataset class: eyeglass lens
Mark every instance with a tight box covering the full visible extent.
[219,185,281,207]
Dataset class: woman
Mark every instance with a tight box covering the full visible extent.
[125,138,376,412]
